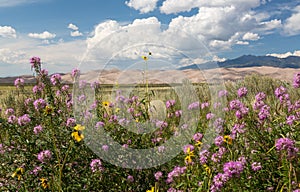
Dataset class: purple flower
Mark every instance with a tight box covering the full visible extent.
[223,161,244,178]
[188,101,200,110]
[231,123,246,139]
[156,121,168,129]
[166,100,176,108]
[33,125,43,135]
[193,132,203,142]
[255,92,266,101]
[287,115,297,126]
[154,171,163,180]
[229,99,242,110]
[32,83,45,94]
[90,159,103,172]
[237,87,248,97]
[201,102,209,109]
[275,86,287,98]
[251,162,262,171]
[37,150,52,163]
[218,90,228,97]
[275,138,299,159]
[199,150,210,165]
[293,72,300,88]
[175,110,182,117]
[95,121,105,129]
[33,98,47,111]
[127,175,134,182]
[30,166,42,176]
[30,56,41,69]
[66,118,76,127]
[214,136,224,147]
[210,173,229,192]
[183,144,194,153]
[102,145,109,152]
[18,114,31,126]
[8,115,17,124]
[206,112,215,120]
[167,166,187,183]
[71,68,80,78]
[258,105,270,121]
[14,78,25,89]
[253,100,265,110]
[50,74,61,86]
[5,108,14,116]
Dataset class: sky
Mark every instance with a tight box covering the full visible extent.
[0,0,300,77]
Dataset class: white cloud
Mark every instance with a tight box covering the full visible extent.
[259,19,282,32]
[266,50,300,58]
[242,32,260,41]
[68,23,79,31]
[283,6,300,36]
[0,48,28,64]
[160,0,200,14]
[236,41,249,45]
[0,0,41,7]
[71,31,83,37]
[125,0,159,13]
[28,31,56,39]
[0,26,17,38]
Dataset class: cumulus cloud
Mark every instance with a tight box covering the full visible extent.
[283,6,300,36]
[0,26,17,38]
[266,50,300,58]
[160,0,200,14]
[68,23,79,31]
[125,0,159,13]
[28,31,56,39]
[242,32,260,41]
[0,48,28,64]
[71,31,83,37]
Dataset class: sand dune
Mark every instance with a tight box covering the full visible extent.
[1,66,298,85]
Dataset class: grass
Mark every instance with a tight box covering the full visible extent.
[0,58,299,191]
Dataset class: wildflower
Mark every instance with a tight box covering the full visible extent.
[72,124,85,142]
[18,114,31,126]
[223,160,244,178]
[95,121,105,129]
[210,173,229,192]
[50,74,61,85]
[30,166,42,176]
[102,101,110,107]
[33,98,47,111]
[146,186,156,192]
[237,87,248,97]
[5,108,14,116]
[37,150,52,163]
[44,105,54,115]
[33,125,43,135]
[214,136,224,147]
[275,86,287,98]
[14,78,24,88]
[206,112,215,120]
[127,175,134,182]
[253,100,265,110]
[255,92,266,101]
[251,162,262,171]
[142,56,148,61]
[66,118,76,127]
[166,100,176,109]
[286,115,297,126]
[40,178,49,189]
[71,68,80,78]
[293,72,300,88]
[12,167,24,180]
[199,150,210,165]
[90,159,103,172]
[102,145,109,152]
[7,115,17,124]
[258,105,270,121]
[32,83,45,94]
[175,110,182,117]
[188,101,200,110]
[223,135,232,145]
[229,99,242,110]
[218,90,228,97]
[154,171,163,180]
[183,144,194,154]
[193,132,203,142]
[275,137,299,159]
[203,164,211,175]
[184,147,195,165]
[30,56,41,69]
[166,166,187,184]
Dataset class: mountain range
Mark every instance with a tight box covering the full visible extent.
[179,55,300,70]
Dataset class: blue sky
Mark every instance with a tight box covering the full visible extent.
[0,0,300,77]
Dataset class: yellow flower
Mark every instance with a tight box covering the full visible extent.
[184,148,195,164]
[195,141,202,146]
[142,56,148,61]
[74,124,85,131]
[223,135,232,145]
[40,178,49,189]
[102,101,110,107]
[115,107,120,113]
[146,186,158,192]
[44,105,53,115]
[12,167,24,180]
[203,164,211,175]
[72,124,85,142]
